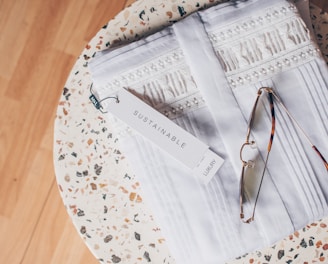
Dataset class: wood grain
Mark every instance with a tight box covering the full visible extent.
[0,0,132,263]
[0,0,327,263]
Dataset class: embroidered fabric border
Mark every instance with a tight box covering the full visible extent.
[96,48,206,119]
[207,2,321,87]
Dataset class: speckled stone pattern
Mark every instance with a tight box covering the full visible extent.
[54,1,328,263]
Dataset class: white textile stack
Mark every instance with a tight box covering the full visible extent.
[90,0,328,263]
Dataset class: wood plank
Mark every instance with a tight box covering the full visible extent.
[0,149,54,263]
[85,0,128,42]
[22,181,98,264]
[0,0,42,79]
[125,0,138,8]
[52,0,101,55]
[0,49,75,216]
[0,0,130,262]
[0,96,20,170]
[4,0,71,100]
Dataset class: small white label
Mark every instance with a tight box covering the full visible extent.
[193,148,224,185]
[103,88,224,184]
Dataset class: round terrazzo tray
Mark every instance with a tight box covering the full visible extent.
[54,1,328,263]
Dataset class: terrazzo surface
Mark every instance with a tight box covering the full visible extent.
[54,1,328,263]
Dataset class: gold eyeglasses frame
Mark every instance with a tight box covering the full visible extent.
[239,87,328,224]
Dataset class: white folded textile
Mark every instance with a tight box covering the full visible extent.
[90,0,328,263]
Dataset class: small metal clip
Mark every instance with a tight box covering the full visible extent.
[89,84,119,113]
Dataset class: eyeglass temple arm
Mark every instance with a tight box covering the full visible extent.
[270,90,328,171]
[246,89,263,142]
[313,146,328,171]
[267,92,275,152]
[249,92,276,223]
[239,165,245,219]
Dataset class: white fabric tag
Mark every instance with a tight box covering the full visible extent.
[103,88,224,184]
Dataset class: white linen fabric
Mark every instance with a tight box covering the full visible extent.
[90,0,328,263]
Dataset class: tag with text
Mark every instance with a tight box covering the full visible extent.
[103,88,224,184]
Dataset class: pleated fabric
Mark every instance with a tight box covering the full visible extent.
[90,0,328,262]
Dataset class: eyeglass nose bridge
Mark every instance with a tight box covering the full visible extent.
[240,141,256,168]
[259,86,273,94]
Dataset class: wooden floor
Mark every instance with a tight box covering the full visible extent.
[0,0,134,263]
[1,0,327,263]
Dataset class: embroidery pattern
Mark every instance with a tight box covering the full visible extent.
[97,48,205,118]
[208,2,321,87]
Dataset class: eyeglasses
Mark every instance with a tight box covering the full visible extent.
[239,87,328,224]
